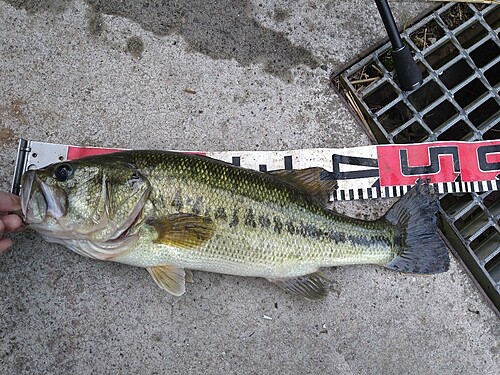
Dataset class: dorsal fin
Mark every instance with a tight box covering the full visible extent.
[268,168,337,204]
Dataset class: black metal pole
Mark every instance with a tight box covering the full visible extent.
[374,0,423,91]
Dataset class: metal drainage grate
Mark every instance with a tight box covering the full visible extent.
[333,2,500,314]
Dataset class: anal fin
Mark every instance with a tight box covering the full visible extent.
[268,271,330,300]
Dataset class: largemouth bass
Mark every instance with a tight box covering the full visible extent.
[20,150,449,300]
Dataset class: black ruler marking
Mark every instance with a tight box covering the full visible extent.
[340,190,346,200]
[399,146,460,175]
[348,189,354,200]
[331,181,498,201]
[477,144,500,171]
[332,154,379,180]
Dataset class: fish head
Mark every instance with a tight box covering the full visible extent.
[21,159,151,246]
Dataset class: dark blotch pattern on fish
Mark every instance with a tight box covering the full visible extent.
[328,231,346,244]
[191,197,202,215]
[214,207,228,221]
[171,191,183,210]
[285,221,296,235]
[273,217,283,234]
[258,215,271,229]
[245,209,256,228]
[229,209,239,228]
[299,222,322,239]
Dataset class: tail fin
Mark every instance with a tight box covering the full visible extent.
[384,183,449,274]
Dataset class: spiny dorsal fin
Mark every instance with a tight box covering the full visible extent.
[147,265,187,296]
[147,213,215,249]
[268,271,330,300]
[267,168,337,204]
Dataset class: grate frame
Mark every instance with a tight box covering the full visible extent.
[334,2,500,315]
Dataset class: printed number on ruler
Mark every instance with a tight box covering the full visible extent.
[331,141,500,200]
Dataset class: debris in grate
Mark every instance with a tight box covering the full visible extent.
[410,19,445,50]
[332,2,500,315]
[441,2,475,30]
[349,64,383,92]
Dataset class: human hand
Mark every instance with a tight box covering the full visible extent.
[0,192,23,253]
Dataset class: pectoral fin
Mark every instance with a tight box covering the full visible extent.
[147,213,215,249]
[147,265,187,296]
[268,168,337,205]
[268,271,330,300]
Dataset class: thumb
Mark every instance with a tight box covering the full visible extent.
[0,192,21,212]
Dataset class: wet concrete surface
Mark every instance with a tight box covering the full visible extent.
[0,1,499,374]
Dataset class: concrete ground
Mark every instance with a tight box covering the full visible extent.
[0,0,498,374]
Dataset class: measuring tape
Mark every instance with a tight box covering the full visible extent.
[11,139,500,201]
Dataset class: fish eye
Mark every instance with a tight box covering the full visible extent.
[54,163,75,182]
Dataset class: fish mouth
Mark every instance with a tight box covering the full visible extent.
[21,169,150,243]
[21,170,35,221]
[21,170,67,225]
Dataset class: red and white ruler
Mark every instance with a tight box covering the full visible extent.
[12,139,500,201]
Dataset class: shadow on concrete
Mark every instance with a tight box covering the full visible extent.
[5,0,319,80]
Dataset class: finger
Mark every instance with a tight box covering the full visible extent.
[0,238,14,253]
[1,214,23,233]
[0,192,21,212]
